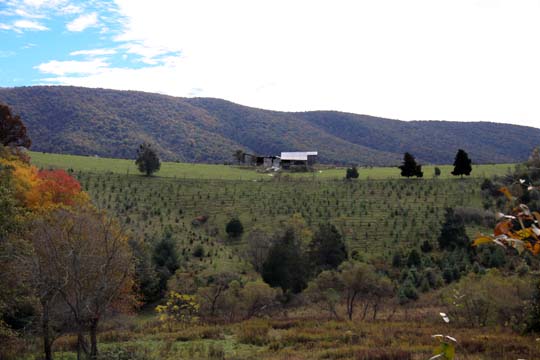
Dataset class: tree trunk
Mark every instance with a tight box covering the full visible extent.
[347,292,357,320]
[76,331,88,360]
[372,302,379,320]
[361,302,369,320]
[42,302,53,360]
[90,319,99,359]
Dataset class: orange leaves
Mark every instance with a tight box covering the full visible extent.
[0,156,88,211]
[473,185,540,255]
[36,169,87,207]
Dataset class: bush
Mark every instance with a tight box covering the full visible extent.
[444,270,533,328]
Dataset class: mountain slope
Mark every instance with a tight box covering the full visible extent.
[0,86,537,165]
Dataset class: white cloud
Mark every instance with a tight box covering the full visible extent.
[35,58,109,76]
[14,8,46,18]
[37,0,540,127]
[66,12,98,31]
[70,48,117,56]
[119,42,178,64]
[59,4,82,14]
[22,0,68,8]
[13,19,48,31]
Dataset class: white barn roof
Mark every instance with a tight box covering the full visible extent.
[280,151,318,161]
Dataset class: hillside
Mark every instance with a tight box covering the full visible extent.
[1,86,538,165]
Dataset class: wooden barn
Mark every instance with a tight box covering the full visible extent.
[242,153,280,167]
[280,151,318,170]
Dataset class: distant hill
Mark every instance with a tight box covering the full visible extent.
[0,86,538,165]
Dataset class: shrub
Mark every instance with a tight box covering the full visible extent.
[444,270,533,328]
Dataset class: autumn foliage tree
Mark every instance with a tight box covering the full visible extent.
[0,103,31,149]
[26,205,136,360]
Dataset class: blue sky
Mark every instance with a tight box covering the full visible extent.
[0,0,179,86]
[1,0,540,128]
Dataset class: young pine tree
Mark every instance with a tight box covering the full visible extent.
[308,223,347,274]
[451,149,472,178]
[399,152,423,178]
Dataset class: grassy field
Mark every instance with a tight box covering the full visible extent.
[29,151,516,181]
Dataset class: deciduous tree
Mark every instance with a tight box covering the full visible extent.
[245,228,273,273]
[135,143,160,176]
[0,104,31,148]
[26,206,136,360]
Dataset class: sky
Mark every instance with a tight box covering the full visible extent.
[1,0,539,128]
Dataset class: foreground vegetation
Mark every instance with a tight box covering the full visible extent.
[16,311,540,360]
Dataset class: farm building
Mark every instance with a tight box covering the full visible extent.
[242,153,280,167]
[280,151,318,170]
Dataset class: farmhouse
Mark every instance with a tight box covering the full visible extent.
[280,151,318,170]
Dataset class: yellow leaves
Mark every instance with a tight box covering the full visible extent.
[472,234,493,247]
[155,291,200,327]
[431,342,455,360]
[0,156,89,212]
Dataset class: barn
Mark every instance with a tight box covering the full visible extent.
[280,151,318,170]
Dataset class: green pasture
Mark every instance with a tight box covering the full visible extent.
[29,151,516,181]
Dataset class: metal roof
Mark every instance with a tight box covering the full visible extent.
[280,151,318,161]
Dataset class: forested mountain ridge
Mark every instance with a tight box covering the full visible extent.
[0,86,537,165]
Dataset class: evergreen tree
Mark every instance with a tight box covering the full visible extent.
[135,143,161,176]
[451,149,472,178]
[345,166,359,180]
[262,228,307,293]
[225,218,244,238]
[420,240,433,253]
[437,208,470,250]
[129,239,161,303]
[399,152,423,178]
[406,249,421,268]
[152,231,180,294]
[308,223,347,274]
